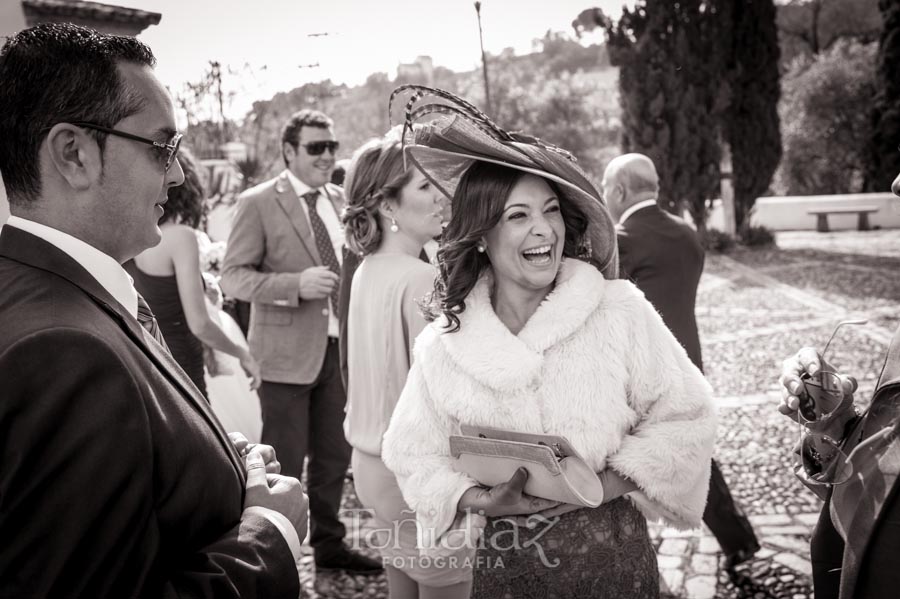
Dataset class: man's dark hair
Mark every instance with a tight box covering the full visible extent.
[0,22,156,205]
[280,109,333,167]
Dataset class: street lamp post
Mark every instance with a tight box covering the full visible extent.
[474,1,492,115]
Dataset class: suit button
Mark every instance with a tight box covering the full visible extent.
[322,308,329,316]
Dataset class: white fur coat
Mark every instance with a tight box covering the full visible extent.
[381,258,716,547]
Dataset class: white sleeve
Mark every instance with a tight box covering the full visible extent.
[606,286,717,529]
[381,358,481,552]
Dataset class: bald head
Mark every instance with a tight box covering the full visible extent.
[601,153,659,220]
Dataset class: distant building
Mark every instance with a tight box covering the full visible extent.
[397,55,434,85]
[1,0,162,224]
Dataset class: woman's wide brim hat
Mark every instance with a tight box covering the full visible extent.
[390,85,618,280]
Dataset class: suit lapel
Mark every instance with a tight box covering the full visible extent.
[831,325,900,598]
[274,172,321,265]
[0,226,245,483]
[832,430,900,599]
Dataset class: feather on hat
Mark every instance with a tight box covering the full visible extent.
[389,85,618,279]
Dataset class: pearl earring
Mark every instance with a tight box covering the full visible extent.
[390,217,399,233]
[476,245,485,253]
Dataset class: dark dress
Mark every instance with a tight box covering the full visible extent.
[472,497,659,599]
[125,260,208,398]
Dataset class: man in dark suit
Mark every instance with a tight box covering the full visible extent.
[0,24,306,598]
[777,170,900,599]
[606,153,760,570]
[221,110,380,574]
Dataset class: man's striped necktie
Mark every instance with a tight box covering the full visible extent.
[136,293,170,352]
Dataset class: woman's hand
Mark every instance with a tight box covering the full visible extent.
[457,467,560,517]
[512,468,638,526]
[239,351,262,390]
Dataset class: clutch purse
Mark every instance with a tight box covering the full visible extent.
[449,424,604,507]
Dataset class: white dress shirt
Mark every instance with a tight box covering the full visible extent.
[285,169,342,338]
[618,199,658,225]
[2,215,303,574]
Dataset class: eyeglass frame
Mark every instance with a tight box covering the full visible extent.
[70,122,183,172]
[298,140,340,156]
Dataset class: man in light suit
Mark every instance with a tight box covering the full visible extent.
[221,110,380,573]
[605,153,760,571]
[0,23,306,598]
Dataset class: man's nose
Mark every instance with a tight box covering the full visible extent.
[167,157,185,187]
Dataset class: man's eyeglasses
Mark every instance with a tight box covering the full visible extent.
[72,122,183,172]
[796,318,868,486]
[300,140,339,156]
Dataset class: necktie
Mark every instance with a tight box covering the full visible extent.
[303,190,341,312]
[136,293,170,352]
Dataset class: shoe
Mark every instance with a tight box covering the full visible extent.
[314,546,383,575]
[724,543,760,577]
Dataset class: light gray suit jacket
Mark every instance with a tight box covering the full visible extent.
[221,171,344,384]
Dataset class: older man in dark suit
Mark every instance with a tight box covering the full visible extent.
[221,110,380,574]
[0,24,306,598]
[606,153,760,571]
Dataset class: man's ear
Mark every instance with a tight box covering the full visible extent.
[45,124,101,191]
[282,142,296,165]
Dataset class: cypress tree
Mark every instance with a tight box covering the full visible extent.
[865,0,900,191]
[723,0,781,236]
[604,0,727,235]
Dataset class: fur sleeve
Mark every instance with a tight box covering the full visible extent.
[381,358,481,552]
[606,285,717,529]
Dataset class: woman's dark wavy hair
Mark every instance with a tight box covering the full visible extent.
[423,161,590,332]
[159,148,206,229]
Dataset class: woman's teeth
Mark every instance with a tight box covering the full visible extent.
[522,245,552,264]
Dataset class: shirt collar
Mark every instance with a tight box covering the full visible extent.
[618,199,657,225]
[5,215,138,318]
[284,169,320,200]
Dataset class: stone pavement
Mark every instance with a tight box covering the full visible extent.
[299,231,900,598]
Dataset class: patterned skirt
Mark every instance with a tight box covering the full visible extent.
[472,497,659,599]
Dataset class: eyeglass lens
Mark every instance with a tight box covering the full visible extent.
[303,141,339,156]
[800,432,853,485]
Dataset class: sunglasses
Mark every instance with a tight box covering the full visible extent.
[72,122,183,172]
[796,318,868,486]
[300,140,339,156]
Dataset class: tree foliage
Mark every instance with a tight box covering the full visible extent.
[777,0,880,64]
[583,0,729,235]
[865,0,900,192]
[724,0,782,235]
[777,41,876,195]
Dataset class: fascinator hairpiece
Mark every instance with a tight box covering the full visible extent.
[388,84,618,279]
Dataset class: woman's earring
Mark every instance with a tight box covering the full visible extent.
[390,217,399,233]
[476,244,485,253]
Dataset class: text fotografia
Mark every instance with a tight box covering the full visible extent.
[384,555,506,570]
[342,508,562,568]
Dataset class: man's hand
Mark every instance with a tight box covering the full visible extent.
[778,347,857,419]
[298,266,339,301]
[457,468,560,517]
[238,351,262,391]
[229,433,281,474]
[243,450,308,540]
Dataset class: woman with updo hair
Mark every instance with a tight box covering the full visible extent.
[341,130,473,598]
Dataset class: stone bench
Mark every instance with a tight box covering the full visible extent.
[807,206,879,232]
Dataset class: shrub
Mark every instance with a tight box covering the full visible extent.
[703,229,736,253]
[741,225,776,248]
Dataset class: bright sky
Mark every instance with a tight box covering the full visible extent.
[119,0,628,120]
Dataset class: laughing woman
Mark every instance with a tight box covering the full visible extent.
[382,88,717,599]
